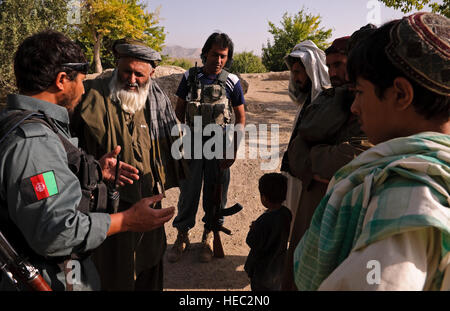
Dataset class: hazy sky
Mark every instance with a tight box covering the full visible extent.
[145,0,432,55]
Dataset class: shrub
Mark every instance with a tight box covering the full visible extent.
[261,9,332,72]
[161,58,194,70]
[229,51,267,74]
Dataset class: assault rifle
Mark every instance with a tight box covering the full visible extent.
[0,230,52,291]
[190,62,201,101]
[210,168,243,258]
[107,151,121,214]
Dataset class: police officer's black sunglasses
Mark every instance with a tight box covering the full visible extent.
[61,62,90,74]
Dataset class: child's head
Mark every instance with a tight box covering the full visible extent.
[258,173,287,207]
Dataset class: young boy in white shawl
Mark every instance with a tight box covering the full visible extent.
[294,12,450,291]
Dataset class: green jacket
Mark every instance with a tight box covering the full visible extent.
[286,86,370,183]
[72,74,187,204]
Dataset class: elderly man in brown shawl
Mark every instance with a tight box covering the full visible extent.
[71,39,187,290]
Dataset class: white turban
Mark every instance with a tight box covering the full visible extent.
[284,40,331,108]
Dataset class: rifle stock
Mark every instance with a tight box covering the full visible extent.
[211,164,243,258]
[213,231,224,258]
[212,168,224,258]
[213,224,235,258]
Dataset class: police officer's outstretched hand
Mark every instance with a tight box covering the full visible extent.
[107,194,175,236]
[99,146,140,186]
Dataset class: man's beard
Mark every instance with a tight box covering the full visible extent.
[110,71,151,115]
[330,77,346,88]
[297,78,312,93]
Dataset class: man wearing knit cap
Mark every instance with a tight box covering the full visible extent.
[325,36,350,88]
[71,38,187,290]
[294,12,450,291]
[280,34,372,290]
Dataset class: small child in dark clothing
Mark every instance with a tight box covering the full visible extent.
[244,173,292,291]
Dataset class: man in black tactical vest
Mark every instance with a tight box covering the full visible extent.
[169,32,246,263]
[0,30,175,291]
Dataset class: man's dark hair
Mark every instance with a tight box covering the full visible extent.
[325,36,350,56]
[347,21,449,120]
[346,24,377,54]
[201,32,234,68]
[14,30,86,94]
[258,173,287,204]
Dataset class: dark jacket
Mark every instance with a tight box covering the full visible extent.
[245,206,292,291]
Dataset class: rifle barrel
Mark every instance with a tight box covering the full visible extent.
[0,231,18,263]
[113,152,121,189]
[0,230,52,291]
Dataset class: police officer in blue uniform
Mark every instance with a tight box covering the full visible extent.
[0,30,175,291]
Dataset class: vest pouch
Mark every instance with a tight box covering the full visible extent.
[213,103,224,126]
[213,102,233,126]
[186,100,201,127]
[203,84,223,101]
[78,189,93,214]
[77,153,109,214]
[201,103,214,126]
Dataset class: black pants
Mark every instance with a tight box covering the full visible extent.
[92,201,166,291]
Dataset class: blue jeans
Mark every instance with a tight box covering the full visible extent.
[172,158,230,231]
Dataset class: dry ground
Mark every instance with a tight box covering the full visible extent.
[161,72,298,291]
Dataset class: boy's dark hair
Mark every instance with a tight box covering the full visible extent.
[347,20,449,120]
[14,30,86,94]
[201,32,234,68]
[258,173,287,204]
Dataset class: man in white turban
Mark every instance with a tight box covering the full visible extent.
[280,40,331,239]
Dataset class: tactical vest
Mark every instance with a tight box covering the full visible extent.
[0,110,111,262]
[185,67,233,128]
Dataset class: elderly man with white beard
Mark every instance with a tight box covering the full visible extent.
[71,39,187,291]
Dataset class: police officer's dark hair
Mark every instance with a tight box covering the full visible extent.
[347,21,449,121]
[14,29,86,94]
[200,32,234,68]
[258,173,287,204]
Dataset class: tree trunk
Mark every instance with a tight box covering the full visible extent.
[93,31,103,73]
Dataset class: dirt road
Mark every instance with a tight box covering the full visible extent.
[162,72,297,291]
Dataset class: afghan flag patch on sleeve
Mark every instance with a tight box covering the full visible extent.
[20,171,59,204]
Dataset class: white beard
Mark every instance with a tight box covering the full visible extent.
[109,71,151,115]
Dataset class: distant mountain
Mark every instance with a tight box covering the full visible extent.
[162,45,202,59]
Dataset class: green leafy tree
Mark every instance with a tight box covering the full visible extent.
[380,0,449,17]
[262,9,332,72]
[229,51,267,74]
[78,0,166,73]
[0,0,72,101]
